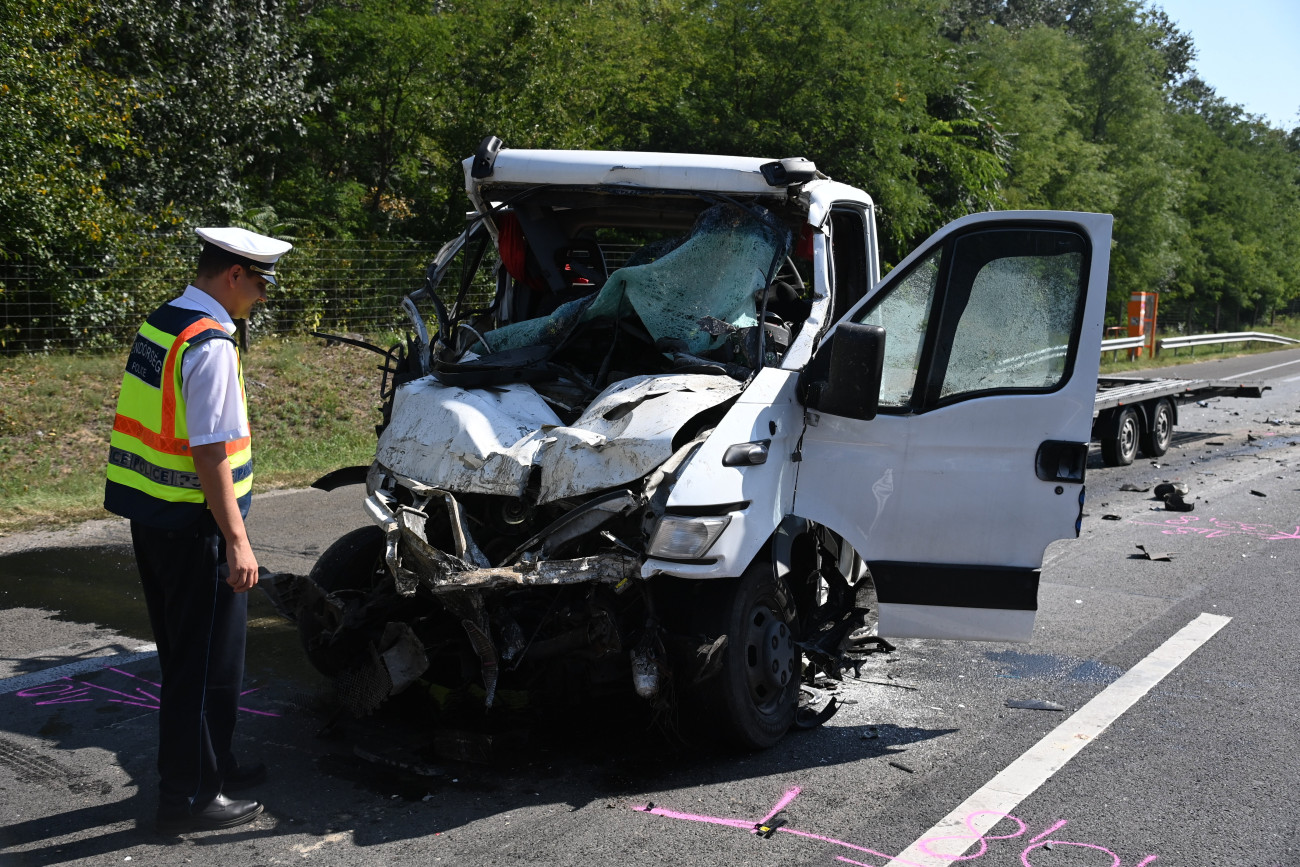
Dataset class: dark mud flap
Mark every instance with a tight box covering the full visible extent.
[311,465,370,491]
[256,570,306,622]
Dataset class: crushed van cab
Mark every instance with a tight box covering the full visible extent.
[280,139,1112,748]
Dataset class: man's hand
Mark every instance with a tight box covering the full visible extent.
[192,442,259,593]
[224,535,260,592]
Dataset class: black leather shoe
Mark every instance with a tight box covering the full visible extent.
[222,761,267,792]
[156,794,264,833]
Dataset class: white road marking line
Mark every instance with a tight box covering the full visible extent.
[1281,374,1300,383]
[0,640,147,680]
[0,645,158,695]
[884,612,1231,867]
[1235,357,1300,377]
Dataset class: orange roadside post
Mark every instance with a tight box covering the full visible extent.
[1127,292,1158,359]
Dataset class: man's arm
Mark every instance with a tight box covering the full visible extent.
[192,442,259,592]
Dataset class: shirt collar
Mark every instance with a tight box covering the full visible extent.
[175,285,237,334]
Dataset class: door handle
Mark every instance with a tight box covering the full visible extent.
[1035,440,1087,482]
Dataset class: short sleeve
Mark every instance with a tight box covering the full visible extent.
[181,338,249,446]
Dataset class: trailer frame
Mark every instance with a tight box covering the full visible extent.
[1092,376,1267,466]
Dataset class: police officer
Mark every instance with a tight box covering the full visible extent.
[105,227,291,833]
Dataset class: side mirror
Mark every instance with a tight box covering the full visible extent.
[803,323,885,421]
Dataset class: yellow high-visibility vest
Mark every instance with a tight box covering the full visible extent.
[104,304,253,528]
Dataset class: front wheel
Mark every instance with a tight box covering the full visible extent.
[699,561,800,749]
[309,524,386,593]
[298,525,387,676]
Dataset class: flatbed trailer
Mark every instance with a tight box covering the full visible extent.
[1092,376,1267,466]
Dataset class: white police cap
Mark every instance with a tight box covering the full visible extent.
[196,227,293,285]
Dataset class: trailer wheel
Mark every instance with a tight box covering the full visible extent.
[697,560,800,750]
[1101,407,1140,466]
[1141,399,1174,457]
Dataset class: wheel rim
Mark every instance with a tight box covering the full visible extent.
[742,601,796,710]
[1154,404,1172,448]
[1120,413,1139,460]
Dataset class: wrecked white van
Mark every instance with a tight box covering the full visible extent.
[286,139,1111,748]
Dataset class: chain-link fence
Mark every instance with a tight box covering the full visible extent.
[0,236,457,354]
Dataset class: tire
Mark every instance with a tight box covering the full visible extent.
[699,560,800,749]
[310,525,386,593]
[1140,399,1174,457]
[1100,407,1140,467]
[299,525,386,676]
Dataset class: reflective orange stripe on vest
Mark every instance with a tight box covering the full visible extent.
[159,318,222,439]
[112,413,249,456]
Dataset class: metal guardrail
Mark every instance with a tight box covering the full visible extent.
[1158,331,1300,353]
[1100,331,1299,359]
[1100,335,1147,351]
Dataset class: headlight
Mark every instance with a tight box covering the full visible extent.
[647,515,731,560]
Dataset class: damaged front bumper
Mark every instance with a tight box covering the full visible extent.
[363,485,643,596]
[284,484,651,716]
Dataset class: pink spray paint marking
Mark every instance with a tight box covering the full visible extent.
[1128,515,1300,541]
[14,669,278,716]
[634,787,938,866]
[759,785,801,825]
[15,676,161,709]
[634,785,1158,866]
[916,811,1031,861]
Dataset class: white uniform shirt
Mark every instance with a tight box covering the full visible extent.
[169,286,249,447]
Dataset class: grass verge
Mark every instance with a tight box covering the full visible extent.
[0,336,390,535]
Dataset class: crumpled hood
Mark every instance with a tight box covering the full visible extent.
[376,372,745,503]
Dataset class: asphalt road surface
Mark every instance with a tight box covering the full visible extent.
[2,348,1299,866]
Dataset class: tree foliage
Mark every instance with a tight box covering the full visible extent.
[86,0,318,222]
[0,0,144,349]
[1167,83,1300,328]
[0,0,136,264]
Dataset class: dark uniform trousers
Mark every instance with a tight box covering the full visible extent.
[131,511,247,810]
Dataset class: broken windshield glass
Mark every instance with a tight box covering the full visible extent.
[473,204,790,359]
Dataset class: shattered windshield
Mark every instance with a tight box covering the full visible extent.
[478,204,787,357]
[413,191,809,416]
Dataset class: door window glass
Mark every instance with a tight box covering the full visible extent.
[856,248,939,408]
[850,226,1086,412]
[938,233,1082,400]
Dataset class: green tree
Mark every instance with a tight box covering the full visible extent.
[965,23,1115,211]
[0,0,135,259]
[649,0,1009,262]
[955,0,1191,317]
[272,0,456,240]
[1167,83,1300,330]
[0,0,142,348]
[87,0,317,223]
